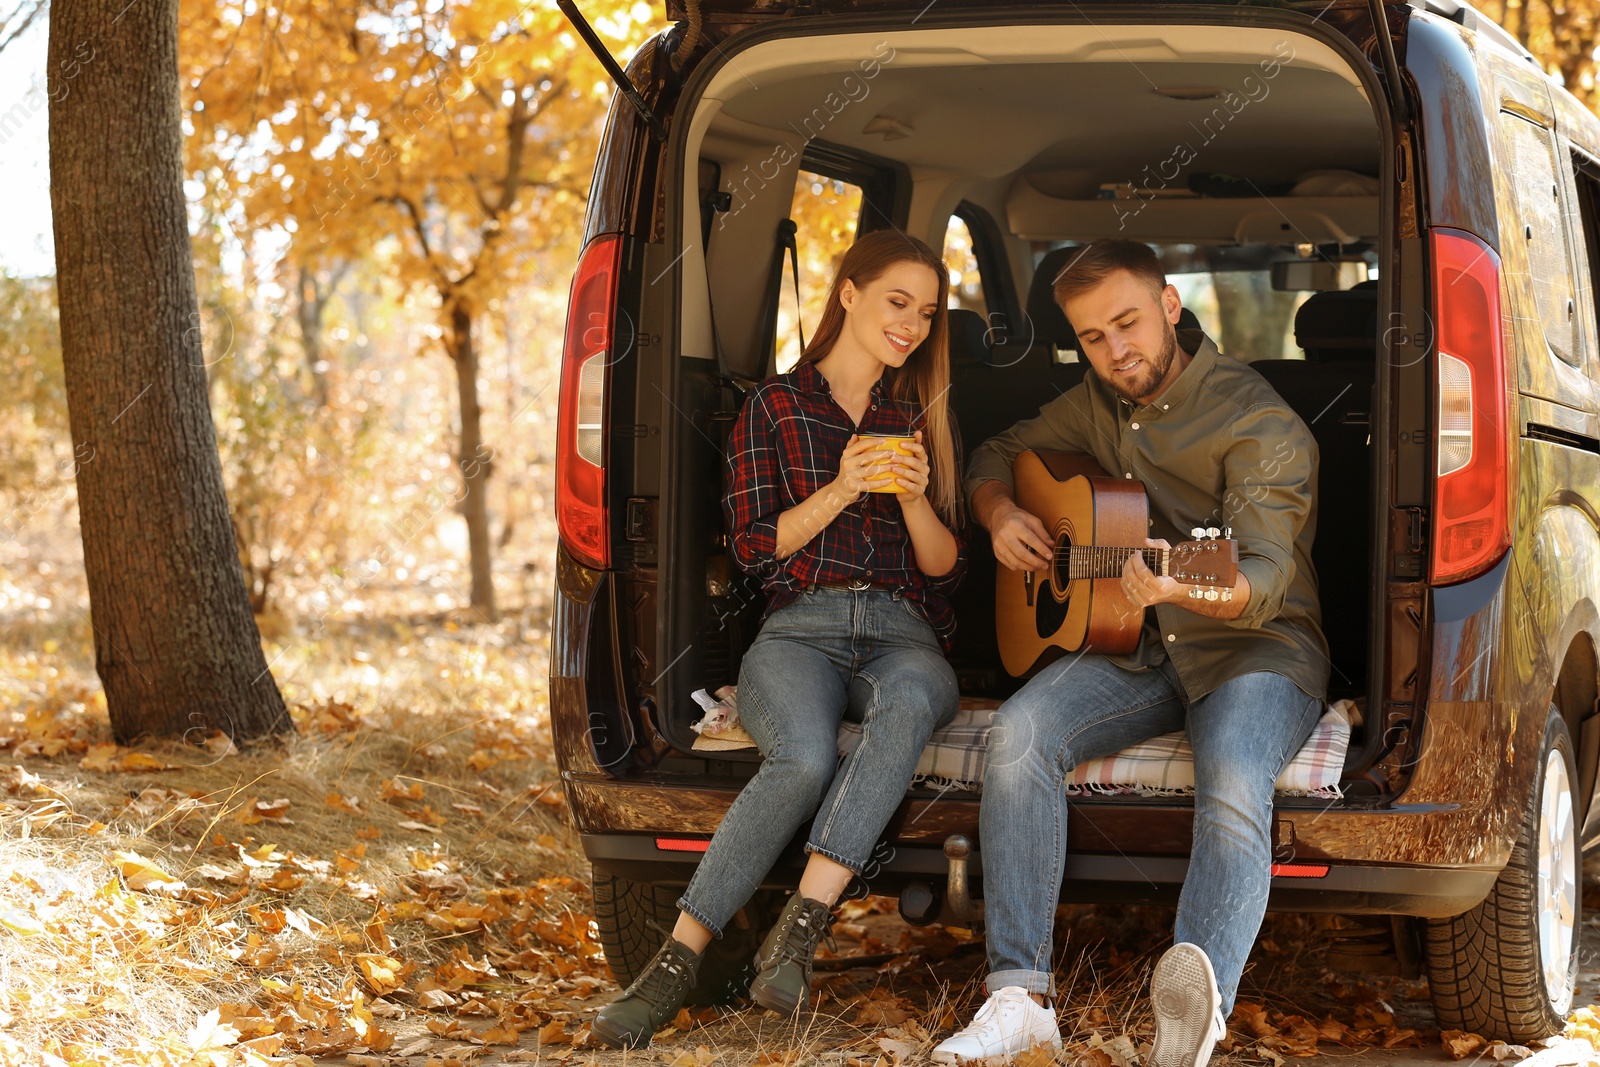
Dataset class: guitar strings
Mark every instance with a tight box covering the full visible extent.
[1053,546,1167,578]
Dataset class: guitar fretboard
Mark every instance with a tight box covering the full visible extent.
[1054,545,1169,581]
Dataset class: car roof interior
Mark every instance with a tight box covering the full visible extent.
[679,24,1383,376]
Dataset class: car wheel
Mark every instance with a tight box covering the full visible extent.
[591,868,776,1006]
[1425,706,1579,1042]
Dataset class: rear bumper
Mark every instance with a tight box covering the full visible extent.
[582,832,1499,918]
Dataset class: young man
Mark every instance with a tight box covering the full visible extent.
[933,239,1329,1065]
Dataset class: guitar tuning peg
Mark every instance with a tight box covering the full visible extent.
[1190,527,1205,539]
[1188,587,1200,599]
[1206,526,1220,538]
[1222,589,1234,602]
[1223,526,1232,539]
[1206,588,1220,601]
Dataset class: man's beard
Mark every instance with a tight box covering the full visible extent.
[1099,320,1179,402]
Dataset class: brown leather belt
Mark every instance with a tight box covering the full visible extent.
[810,579,894,592]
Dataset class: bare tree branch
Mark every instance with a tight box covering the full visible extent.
[0,0,47,56]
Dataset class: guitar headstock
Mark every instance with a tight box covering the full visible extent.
[1170,526,1239,602]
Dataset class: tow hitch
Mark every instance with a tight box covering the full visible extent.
[943,834,984,927]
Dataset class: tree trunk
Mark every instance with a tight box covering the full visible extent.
[448,303,496,618]
[48,0,292,744]
[297,264,331,407]
[1212,272,1301,363]
[1513,0,1533,46]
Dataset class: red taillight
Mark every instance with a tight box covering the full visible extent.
[557,234,623,570]
[655,837,711,853]
[1429,228,1513,584]
[1269,863,1330,879]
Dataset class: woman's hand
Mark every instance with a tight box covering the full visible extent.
[831,434,896,505]
[891,430,932,510]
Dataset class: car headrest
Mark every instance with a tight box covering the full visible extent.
[1026,247,1082,350]
[1294,288,1377,362]
[1027,249,1210,361]
[946,308,991,371]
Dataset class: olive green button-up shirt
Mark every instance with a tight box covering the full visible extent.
[964,330,1330,704]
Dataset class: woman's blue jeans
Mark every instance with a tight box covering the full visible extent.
[677,585,959,938]
[980,654,1322,1014]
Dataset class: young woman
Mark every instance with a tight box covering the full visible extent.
[593,228,969,1049]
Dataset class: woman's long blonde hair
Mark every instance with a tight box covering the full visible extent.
[796,229,963,528]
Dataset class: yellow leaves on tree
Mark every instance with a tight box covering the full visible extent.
[179,0,667,615]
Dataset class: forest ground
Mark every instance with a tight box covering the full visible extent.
[6,532,1600,1067]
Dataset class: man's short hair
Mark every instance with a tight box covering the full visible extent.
[1051,239,1167,307]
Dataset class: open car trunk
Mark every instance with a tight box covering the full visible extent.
[639,4,1405,795]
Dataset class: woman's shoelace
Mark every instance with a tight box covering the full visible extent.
[628,945,691,1004]
[768,905,835,968]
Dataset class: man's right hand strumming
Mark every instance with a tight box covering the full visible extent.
[973,481,1054,573]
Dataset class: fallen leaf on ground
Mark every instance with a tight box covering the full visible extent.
[382,778,425,802]
[1488,1041,1533,1060]
[0,908,43,936]
[1443,1030,1487,1059]
[1012,1047,1059,1067]
[326,793,364,814]
[876,1035,916,1060]
[110,850,185,894]
[481,1022,522,1045]
[356,953,410,996]
[184,1008,240,1057]
[1088,1032,1141,1067]
[196,731,237,759]
[1232,1001,1277,1039]
[1382,1027,1422,1049]
[81,745,177,773]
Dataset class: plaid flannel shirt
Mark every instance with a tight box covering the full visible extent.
[724,360,967,652]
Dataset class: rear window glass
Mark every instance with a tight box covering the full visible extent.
[1030,242,1375,363]
[943,214,988,319]
[1163,248,1309,363]
[775,170,862,373]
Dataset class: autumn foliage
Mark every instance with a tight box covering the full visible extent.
[14,0,1600,1062]
[180,0,661,617]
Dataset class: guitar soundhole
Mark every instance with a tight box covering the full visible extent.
[1035,534,1070,641]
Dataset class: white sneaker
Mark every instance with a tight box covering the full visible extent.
[931,986,1062,1064]
[1149,942,1226,1067]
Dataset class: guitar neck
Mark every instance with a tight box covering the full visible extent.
[1060,545,1169,580]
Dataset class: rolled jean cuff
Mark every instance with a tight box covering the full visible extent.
[986,969,1055,997]
[674,896,725,940]
[804,841,866,875]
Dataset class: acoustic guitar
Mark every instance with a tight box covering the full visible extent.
[996,451,1239,678]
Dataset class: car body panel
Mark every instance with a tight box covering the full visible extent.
[553,0,1600,922]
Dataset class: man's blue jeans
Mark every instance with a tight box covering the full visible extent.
[981,653,1322,1013]
[677,585,959,938]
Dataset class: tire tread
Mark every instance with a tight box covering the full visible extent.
[1425,712,1576,1044]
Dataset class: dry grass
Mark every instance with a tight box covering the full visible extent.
[0,599,608,1066]
[0,613,1493,1067]
[2,583,1597,1065]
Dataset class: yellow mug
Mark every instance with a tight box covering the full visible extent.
[856,433,916,492]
